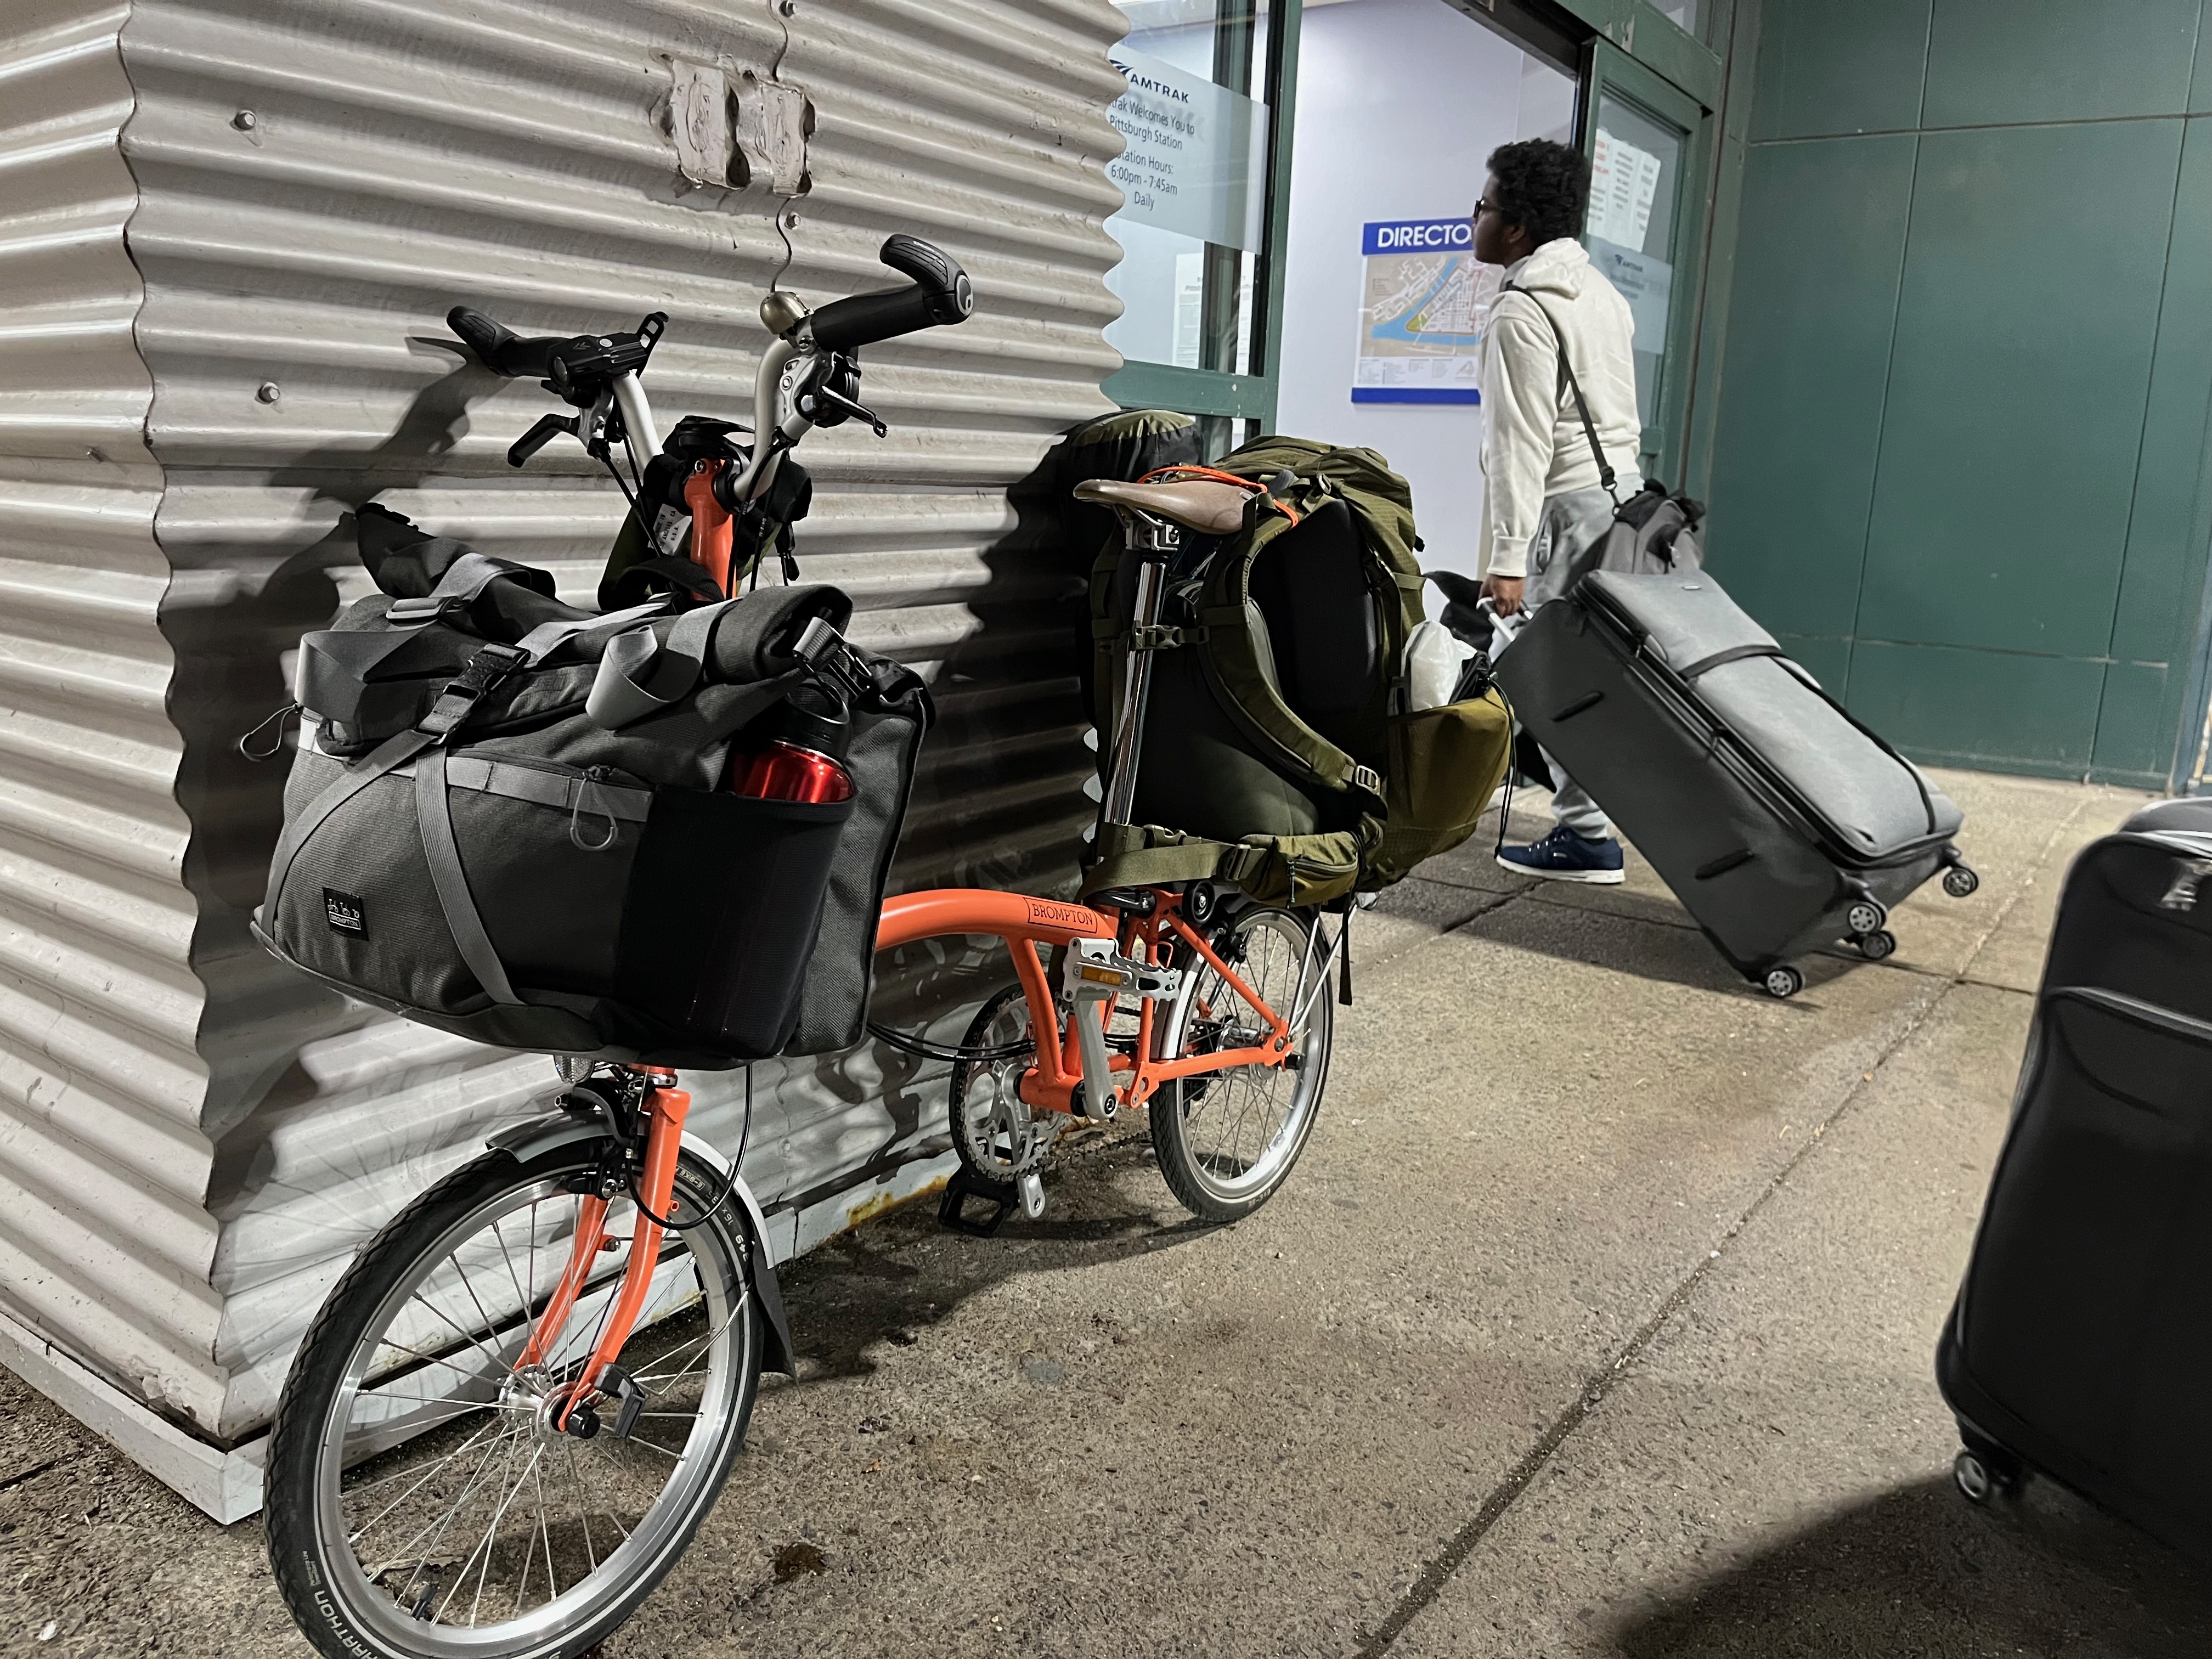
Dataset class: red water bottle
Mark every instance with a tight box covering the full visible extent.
[726,687,855,803]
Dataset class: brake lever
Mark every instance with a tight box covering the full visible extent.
[801,381,888,438]
[507,413,579,467]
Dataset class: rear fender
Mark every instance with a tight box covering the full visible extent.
[486,1112,795,1375]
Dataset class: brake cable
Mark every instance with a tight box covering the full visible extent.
[866,1022,1034,1065]
[623,1063,751,1232]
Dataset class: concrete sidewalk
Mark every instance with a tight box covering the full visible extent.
[7,768,2212,1657]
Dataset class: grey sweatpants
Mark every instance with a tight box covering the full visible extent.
[1521,480,1639,842]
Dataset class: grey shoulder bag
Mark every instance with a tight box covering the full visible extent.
[1499,281,1705,608]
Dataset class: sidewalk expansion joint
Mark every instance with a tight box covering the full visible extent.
[1353,799,2077,1654]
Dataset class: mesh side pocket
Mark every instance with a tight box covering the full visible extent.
[615,788,854,1058]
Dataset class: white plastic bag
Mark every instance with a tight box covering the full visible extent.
[1404,619,1478,712]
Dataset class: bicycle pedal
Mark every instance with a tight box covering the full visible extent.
[1063,936,1180,1001]
[938,1166,1017,1237]
[1017,1170,1045,1220]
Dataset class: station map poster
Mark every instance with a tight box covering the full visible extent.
[1355,218,1497,405]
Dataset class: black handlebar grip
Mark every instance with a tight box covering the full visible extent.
[447,306,560,379]
[807,235,974,352]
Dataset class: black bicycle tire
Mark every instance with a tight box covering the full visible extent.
[266,1142,762,1659]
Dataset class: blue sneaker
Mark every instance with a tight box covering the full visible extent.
[1497,825,1626,884]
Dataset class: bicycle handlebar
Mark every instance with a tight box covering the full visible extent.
[447,307,561,379]
[808,235,973,351]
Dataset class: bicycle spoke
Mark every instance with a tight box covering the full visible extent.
[529,1447,559,1612]
[407,1283,510,1378]
[347,1416,506,1542]
[562,1440,601,1572]
[630,1297,746,1389]
[376,1421,524,1589]
[492,1213,532,1327]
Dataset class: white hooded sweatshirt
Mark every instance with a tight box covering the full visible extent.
[1477,237,1644,580]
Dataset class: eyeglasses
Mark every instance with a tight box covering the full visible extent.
[1471,198,1498,219]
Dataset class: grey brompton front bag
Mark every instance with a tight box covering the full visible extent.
[251,504,930,1068]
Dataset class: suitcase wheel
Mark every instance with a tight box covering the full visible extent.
[1855,929,1898,962]
[1762,964,1804,999]
[1846,898,1888,936]
[1953,1442,2021,1505]
[1942,864,1980,899]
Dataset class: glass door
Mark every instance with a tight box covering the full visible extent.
[1101,1,1300,449]
[1579,37,1712,487]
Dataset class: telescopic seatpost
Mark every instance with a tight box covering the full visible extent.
[1101,510,1180,827]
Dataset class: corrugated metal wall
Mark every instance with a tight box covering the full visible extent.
[0,0,226,1441]
[0,0,1128,1480]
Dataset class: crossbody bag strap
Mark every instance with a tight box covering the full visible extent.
[1501,281,1618,505]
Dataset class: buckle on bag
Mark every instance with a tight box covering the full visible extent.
[417,642,529,736]
[385,594,452,626]
[1130,623,1206,652]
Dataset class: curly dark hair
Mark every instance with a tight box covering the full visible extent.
[1486,139,1590,248]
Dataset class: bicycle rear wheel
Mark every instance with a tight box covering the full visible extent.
[1150,905,1333,1222]
[266,1142,760,1659]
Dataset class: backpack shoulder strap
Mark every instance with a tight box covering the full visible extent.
[1499,281,1618,504]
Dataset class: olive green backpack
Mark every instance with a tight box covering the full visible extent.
[1083,433,1510,906]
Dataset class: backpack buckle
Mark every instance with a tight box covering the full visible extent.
[1130,623,1206,652]
[386,594,455,626]
[1351,764,1383,797]
[417,642,530,736]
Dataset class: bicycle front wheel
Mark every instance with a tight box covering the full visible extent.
[266,1142,761,1659]
[1151,905,1334,1222]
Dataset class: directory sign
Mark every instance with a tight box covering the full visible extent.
[1354,217,1496,405]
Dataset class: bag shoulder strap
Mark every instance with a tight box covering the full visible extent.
[1500,281,1618,504]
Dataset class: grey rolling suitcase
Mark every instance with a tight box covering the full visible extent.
[1495,571,1977,997]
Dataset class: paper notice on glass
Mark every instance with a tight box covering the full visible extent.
[1588,238,1673,351]
[1106,45,1268,252]
[1589,129,1663,253]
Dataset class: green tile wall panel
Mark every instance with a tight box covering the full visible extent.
[1775,633,1853,696]
[2196,0,2212,112]
[2100,117,2212,783]
[2094,662,2179,782]
[1925,0,2202,127]
[1703,134,1916,638]
[1751,0,1929,140]
[1859,120,2182,660]
[1846,641,2103,775]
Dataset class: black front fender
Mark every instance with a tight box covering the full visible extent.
[486,1113,795,1376]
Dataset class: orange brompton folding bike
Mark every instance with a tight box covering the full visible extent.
[266,240,1339,1659]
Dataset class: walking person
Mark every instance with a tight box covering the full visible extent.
[1474,138,1641,884]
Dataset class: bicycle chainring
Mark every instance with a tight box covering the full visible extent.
[956,1059,1059,1181]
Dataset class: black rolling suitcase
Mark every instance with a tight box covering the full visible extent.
[1494,571,1976,996]
[1937,798,2212,1560]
